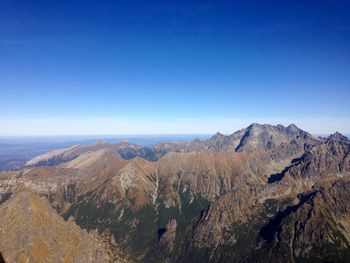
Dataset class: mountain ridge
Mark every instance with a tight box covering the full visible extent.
[1,123,350,262]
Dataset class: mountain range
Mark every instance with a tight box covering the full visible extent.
[0,123,349,262]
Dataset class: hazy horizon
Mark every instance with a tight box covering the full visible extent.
[1,118,350,136]
[0,134,211,145]
[0,125,349,143]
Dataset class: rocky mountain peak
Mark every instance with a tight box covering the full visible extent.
[212,131,225,138]
[203,123,319,164]
[327,131,349,142]
[246,122,266,132]
[249,122,263,128]
[286,123,299,133]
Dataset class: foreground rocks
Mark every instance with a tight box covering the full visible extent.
[0,191,130,263]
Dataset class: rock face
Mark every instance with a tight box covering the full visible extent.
[0,191,129,263]
[0,124,350,263]
[159,219,177,254]
[285,137,350,181]
[327,132,349,142]
[257,179,350,263]
[184,137,350,263]
[205,123,320,161]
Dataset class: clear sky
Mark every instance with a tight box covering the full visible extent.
[1,0,350,135]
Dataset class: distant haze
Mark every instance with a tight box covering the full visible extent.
[0,134,211,145]
[0,117,350,136]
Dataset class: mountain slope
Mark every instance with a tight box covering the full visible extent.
[0,191,130,263]
[0,124,349,262]
[180,138,350,262]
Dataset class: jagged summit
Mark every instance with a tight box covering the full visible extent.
[214,131,225,136]
[209,131,227,141]
[248,122,263,128]
[204,123,319,162]
[327,131,349,142]
[286,123,299,132]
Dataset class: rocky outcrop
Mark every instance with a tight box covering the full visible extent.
[0,191,130,263]
[327,132,349,142]
[159,219,177,254]
[255,178,350,263]
[205,124,320,162]
[285,138,350,181]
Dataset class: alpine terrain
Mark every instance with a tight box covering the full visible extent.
[0,123,350,263]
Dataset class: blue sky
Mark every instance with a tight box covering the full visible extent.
[1,0,350,135]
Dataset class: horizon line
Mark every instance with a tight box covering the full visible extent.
[1,117,350,136]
